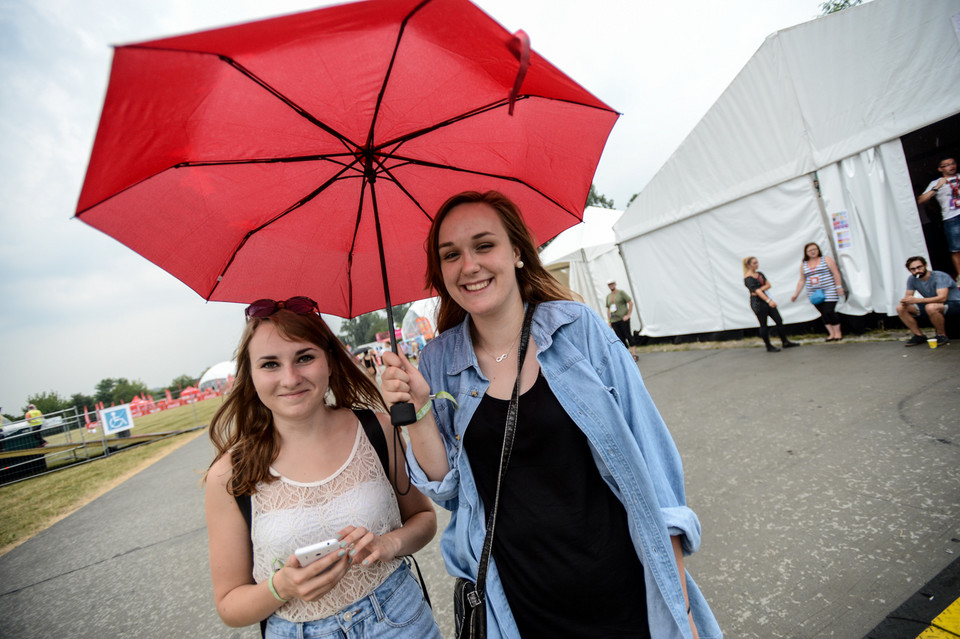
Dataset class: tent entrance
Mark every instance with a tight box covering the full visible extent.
[901,112,960,277]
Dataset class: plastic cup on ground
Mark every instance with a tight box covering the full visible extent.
[927,338,938,349]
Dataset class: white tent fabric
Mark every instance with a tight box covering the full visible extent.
[198,360,236,390]
[401,297,439,341]
[816,141,928,317]
[616,0,960,336]
[539,207,640,334]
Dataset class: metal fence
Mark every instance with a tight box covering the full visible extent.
[0,406,180,486]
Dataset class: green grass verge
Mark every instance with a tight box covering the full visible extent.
[0,397,223,554]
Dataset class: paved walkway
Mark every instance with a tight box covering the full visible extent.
[0,340,957,638]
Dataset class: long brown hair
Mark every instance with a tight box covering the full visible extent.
[208,309,384,496]
[425,191,574,333]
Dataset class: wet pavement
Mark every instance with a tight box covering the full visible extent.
[0,339,957,638]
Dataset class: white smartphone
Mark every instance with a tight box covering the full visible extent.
[294,538,340,566]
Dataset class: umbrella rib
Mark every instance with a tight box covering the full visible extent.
[206,164,354,300]
[384,154,574,212]
[365,0,434,150]
[373,156,580,229]
[171,152,360,169]
[374,94,618,154]
[75,154,362,217]
[217,54,363,153]
[344,180,370,318]
[125,44,361,154]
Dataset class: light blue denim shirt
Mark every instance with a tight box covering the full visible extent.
[405,301,722,639]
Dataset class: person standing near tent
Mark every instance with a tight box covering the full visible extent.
[917,157,960,279]
[791,242,845,341]
[742,257,799,353]
[381,190,720,639]
[606,279,638,360]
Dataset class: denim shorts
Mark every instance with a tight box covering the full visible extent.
[918,299,960,319]
[945,215,960,252]
[265,562,441,639]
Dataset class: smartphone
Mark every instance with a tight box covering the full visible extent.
[294,538,340,566]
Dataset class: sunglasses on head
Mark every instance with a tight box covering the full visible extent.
[245,296,319,319]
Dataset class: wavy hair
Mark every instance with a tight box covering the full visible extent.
[425,191,574,333]
[207,310,384,496]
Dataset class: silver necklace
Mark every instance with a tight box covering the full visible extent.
[477,326,523,363]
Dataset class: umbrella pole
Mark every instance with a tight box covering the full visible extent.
[368,178,417,426]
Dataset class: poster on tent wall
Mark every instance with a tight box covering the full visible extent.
[832,210,852,250]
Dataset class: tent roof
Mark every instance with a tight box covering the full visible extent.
[539,206,624,265]
[199,360,236,386]
[616,0,960,241]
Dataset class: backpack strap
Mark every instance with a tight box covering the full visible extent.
[352,408,390,478]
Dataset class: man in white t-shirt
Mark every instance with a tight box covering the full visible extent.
[917,157,960,278]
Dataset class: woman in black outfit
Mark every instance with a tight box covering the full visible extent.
[743,256,799,352]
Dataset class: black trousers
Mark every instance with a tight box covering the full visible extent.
[814,301,840,325]
[611,319,631,348]
[750,300,787,345]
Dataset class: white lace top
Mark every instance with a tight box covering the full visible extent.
[251,422,402,622]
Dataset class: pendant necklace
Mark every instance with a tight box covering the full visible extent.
[478,326,523,363]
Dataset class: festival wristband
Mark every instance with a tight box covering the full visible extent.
[415,391,458,421]
[415,400,433,421]
[268,570,288,603]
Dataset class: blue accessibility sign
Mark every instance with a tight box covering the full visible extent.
[101,404,134,435]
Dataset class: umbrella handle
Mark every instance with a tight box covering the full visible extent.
[390,402,417,426]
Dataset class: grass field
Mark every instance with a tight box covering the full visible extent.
[0,397,223,555]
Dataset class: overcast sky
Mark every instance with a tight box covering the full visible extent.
[0,0,825,414]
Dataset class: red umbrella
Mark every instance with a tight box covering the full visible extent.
[76,0,618,324]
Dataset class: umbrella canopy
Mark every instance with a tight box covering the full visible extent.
[76,0,619,320]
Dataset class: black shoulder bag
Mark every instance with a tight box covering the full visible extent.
[453,303,536,639]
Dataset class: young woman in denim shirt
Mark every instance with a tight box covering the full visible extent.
[382,191,721,638]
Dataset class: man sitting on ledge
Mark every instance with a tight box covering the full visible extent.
[897,255,960,347]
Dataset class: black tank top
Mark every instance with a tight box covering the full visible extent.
[465,372,650,638]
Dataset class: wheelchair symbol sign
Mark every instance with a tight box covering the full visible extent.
[101,404,134,435]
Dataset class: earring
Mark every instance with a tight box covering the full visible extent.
[515,260,524,269]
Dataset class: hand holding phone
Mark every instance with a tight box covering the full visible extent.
[294,538,340,566]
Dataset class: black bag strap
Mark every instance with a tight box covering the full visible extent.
[473,303,536,602]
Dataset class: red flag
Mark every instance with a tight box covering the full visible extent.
[83,406,91,425]
[165,389,173,402]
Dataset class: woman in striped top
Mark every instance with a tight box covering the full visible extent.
[791,242,845,341]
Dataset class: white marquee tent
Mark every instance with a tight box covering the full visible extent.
[615,0,960,336]
[539,206,640,334]
[198,360,236,391]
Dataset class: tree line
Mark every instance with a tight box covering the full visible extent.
[4,373,200,423]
